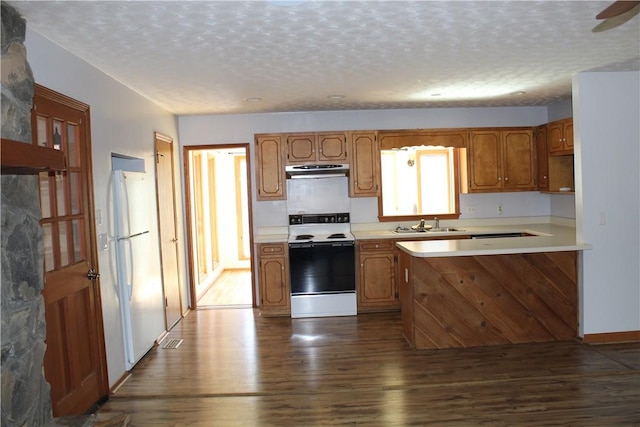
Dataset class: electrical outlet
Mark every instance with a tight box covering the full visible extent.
[467,206,476,215]
[497,204,503,215]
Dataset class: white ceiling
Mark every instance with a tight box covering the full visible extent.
[9,0,640,116]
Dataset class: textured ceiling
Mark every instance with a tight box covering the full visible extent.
[9,1,640,115]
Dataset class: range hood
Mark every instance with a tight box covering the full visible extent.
[285,164,349,179]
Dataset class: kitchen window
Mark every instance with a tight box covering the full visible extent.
[379,146,461,220]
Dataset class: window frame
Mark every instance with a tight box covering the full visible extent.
[377,146,462,222]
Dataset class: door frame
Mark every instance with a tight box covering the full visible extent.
[33,83,109,412]
[183,144,256,309]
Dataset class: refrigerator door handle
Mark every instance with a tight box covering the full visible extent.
[126,237,134,300]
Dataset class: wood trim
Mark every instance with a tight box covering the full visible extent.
[183,144,256,309]
[378,129,467,150]
[34,83,90,111]
[1,138,66,173]
[583,330,640,344]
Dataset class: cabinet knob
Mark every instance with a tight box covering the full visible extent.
[505,177,509,181]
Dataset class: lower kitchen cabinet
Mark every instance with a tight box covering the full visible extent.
[357,240,399,312]
[258,243,290,316]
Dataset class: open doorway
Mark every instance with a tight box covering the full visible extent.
[184,144,255,309]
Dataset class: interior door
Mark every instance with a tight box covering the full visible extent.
[154,133,183,329]
[32,85,108,416]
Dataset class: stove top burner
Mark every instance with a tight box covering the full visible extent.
[295,234,314,241]
[328,233,346,239]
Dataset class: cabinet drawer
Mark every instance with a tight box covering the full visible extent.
[259,243,286,256]
[359,240,395,251]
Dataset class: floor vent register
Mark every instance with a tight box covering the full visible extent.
[162,338,183,349]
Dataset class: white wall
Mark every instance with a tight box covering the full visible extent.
[178,106,549,228]
[25,29,187,388]
[573,71,640,335]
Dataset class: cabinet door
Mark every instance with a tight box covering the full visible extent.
[349,131,380,197]
[548,122,564,153]
[502,129,536,191]
[287,133,316,164]
[548,119,573,155]
[259,249,290,315]
[317,132,347,162]
[255,134,285,200]
[359,253,396,307]
[563,120,574,151]
[535,125,549,191]
[468,130,503,192]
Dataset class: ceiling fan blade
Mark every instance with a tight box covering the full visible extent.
[593,2,640,32]
[596,0,640,19]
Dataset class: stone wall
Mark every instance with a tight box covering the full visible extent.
[0,2,52,426]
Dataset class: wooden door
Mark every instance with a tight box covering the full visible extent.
[548,122,564,153]
[535,125,549,191]
[317,132,347,162]
[32,85,108,416]
[154,133,182,330]
[255,134,285,200]
[468,130,502,192]
[286,133,316,164]
[359,253,396,305]
[502,129,536,191]
[348,131,380,197]
[563,120,574,150]
[258,244,290,316]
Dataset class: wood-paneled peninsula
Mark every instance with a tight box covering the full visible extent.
[393,224,591,350]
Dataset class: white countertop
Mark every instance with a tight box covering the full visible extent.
[253,220,593,256]
[392,223,591,258]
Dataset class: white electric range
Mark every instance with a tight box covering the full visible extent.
[288,213,356,318]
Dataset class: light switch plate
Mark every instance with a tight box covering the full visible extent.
[98,233,108,251]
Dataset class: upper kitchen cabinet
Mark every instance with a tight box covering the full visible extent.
[548,118,573,155]
[535,124,549,191]
[348,131,380,197]
[255,134,286,201]
[465,128,536,193]
[286,132,347,164]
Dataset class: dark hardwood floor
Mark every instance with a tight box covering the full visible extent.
[96,309,640,426]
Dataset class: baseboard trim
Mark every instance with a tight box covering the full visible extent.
[583,330,640,344]
[109,371,131,395]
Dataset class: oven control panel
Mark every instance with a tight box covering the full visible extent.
[289,213,350,225]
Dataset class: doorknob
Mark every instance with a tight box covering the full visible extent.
[87,269,100,281]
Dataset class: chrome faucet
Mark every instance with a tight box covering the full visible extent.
[433,217,440,230]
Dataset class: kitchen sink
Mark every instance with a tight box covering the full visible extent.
[429,227,462,232]
[392,226,464,234]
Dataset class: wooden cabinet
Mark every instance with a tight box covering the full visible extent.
[286,132,347,164]
[535,124,549,191]
[548,118,573,155]
[535,118,575,193]
[357,240,399,312]
[348,131,380,197]
[255,134,286,201]
[466,128,536,193]
[258,243,290,316]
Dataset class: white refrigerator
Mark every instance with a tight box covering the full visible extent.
[112,169,165,370]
